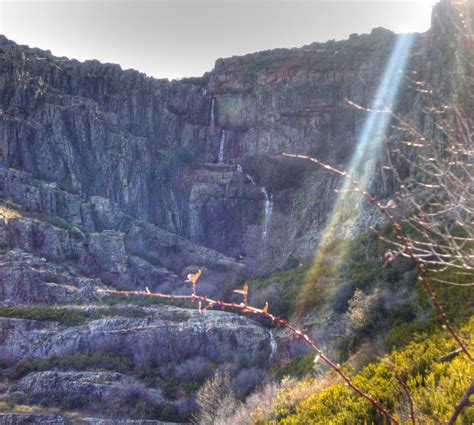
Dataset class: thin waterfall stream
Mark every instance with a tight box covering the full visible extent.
[210,97,215,128]
[218,130,226,164]
[261,186,273,240]
[209,97,273,241]
[237,164,273,240]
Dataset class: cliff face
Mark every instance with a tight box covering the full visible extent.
[0,27,426,276]
[1,2,471,277]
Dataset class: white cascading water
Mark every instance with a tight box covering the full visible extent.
[245,174,256,185]
[218,130,226,164]
[268,330,277,363]
[261,186,273,239]
[237,165,274,241]
[210,97,215,128]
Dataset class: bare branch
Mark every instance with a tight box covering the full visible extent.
[447,378,474,425]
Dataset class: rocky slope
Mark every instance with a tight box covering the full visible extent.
[0,304,275,421]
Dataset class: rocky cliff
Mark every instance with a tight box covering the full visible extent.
[1,2,469,275]
[0,27,425,276]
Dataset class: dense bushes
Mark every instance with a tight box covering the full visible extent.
[0,305,148,326]
[270,354,316,380]
[243,318,474,424]
[0,306,98,326]
[203,315,473,423]
[236,222,473,424]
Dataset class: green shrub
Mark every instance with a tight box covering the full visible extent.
[0,306,95,326]
[265,318,474,424]
[0,305,150,327]
[271,354,316,380]
[12,352,133,379]
[250,266,308,319]
[101,294,189,309]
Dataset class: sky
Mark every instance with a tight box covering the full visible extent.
[0,0,438,79]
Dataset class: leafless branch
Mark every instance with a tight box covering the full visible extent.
[447,378,474,425]
[97,271,400,424]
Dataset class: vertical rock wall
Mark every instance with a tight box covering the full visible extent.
[0,1,469,272]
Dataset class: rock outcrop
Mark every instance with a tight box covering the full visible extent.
[17,371,164,411]
[0,306,273,366]
[0,305,274,421]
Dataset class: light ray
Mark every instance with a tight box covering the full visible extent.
[298,33,415,312]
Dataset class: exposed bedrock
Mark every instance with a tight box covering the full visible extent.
[0,25,435,272]
[0,307,274,367]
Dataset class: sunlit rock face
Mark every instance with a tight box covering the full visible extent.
[0,1,469,277]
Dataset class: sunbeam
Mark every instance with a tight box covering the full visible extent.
[297,33,416,313]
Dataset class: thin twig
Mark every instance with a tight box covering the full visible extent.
[97,285,400,424]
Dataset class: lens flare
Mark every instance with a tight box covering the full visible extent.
[298,33,415,313]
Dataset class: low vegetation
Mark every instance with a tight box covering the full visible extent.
[200,318,473,424]
[274,319,474,424]
[11,352,134,379]
[0,306,98,326]
[0,305,147,326]
[100,294,189,309]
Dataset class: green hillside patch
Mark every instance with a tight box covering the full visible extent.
[0,306,96,326]
[259,318,474,424]
[249,266,308,319]
[0,305,148,327]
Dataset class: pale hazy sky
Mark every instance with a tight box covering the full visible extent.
[0,0,438,79]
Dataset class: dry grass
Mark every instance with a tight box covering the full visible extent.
[213,374,341,425]
[0,400,82,421]
[0,205,21,220]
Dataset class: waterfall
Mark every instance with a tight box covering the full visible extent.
[238,166,273,240]
[202,87,207,96]
[210,97,215,128]
[268,330,277,363]
[218,130,226,164]
[245,174,256,185]
[261,186,273,239]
